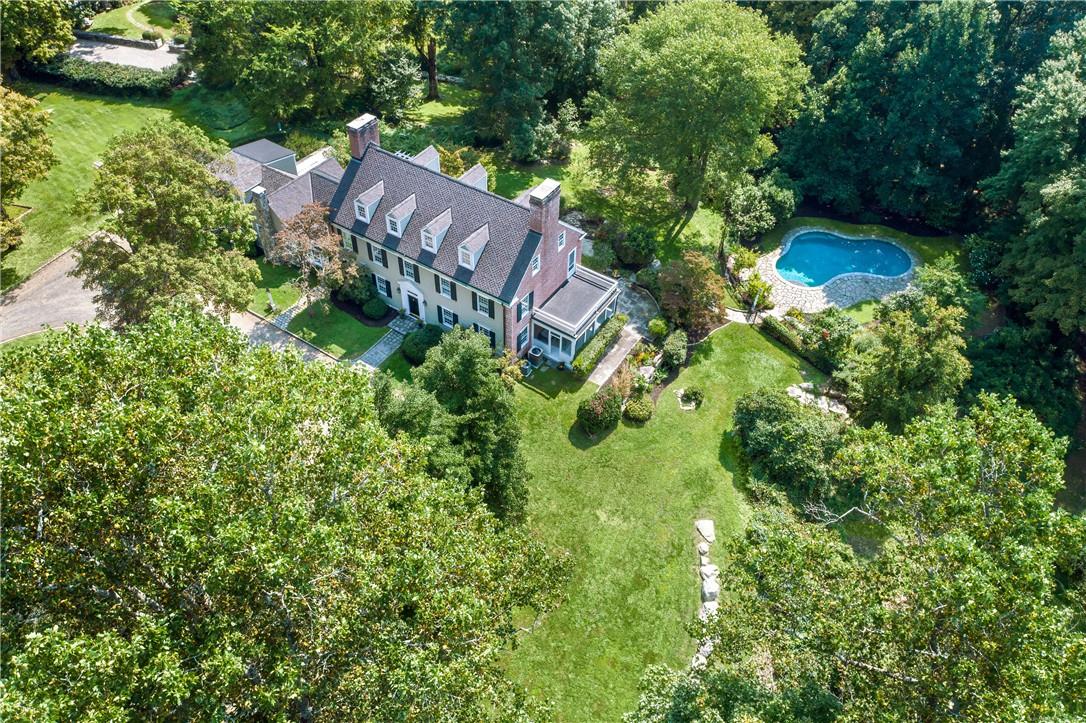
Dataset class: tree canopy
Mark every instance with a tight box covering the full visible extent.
[0,308,566,720]
[0,0,74,74]
[586,1,806,242]
[75,119,258,326]
[0,86,57,252]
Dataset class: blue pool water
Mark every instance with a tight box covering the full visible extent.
[775,231,912,286]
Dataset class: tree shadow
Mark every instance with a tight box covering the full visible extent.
[567,421,615,449]
[519,367,585,400]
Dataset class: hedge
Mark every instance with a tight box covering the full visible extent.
[401,324,444,365]
[28,56,186,97]
[660,329,688,370]
[571,313,628,379]
[760,315,805,356]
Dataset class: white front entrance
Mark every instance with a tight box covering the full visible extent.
[399,280,425,322]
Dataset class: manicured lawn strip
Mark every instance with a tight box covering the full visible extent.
[843,298,879,325]
[89,0,177,40]
[248,258,301,316]
[0,331,50,352]
[378,351,414,382]
[506,324,820,721]
[286,300,386,359]
[759,216,962,267]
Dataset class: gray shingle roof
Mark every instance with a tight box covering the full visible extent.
[328,145,539,302]
[233,138,294,164]
[218,152,263,196]
[268,158,344,225]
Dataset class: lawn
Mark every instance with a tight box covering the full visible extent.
[378,350,414,382]
[506,323,821,721]
[249,258,301,316]
[3,83,270,290]
[89,0,178,40]
[0,331,50,353]
[285,300,387,360]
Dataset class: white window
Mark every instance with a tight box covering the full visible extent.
[531,254,541,276]
[354,198,370,222]
[373,247,387,266]
[403,260,418,279]
[440,278,453,298]
[558,230,566,249]
[341,233,352,250]
[477,296,491,316]
[422,230,435,251]
[374,275,392,298]
[473,323,495,348]
[459,248,473,267]
[567,248,576,276]
[518,298,530,318]
[387,216,400,235]
[439,306,456,328]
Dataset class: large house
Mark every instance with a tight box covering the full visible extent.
[324,113,619,362]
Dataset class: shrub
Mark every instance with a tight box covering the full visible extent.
[614,225,658,267]
[141,29,163,41]
[660,329,688,370]
[647,316,669,342]
[577,386,622,436]
[635,267,660,299]
[741,272,775,310]
[760,315,805,357]
[624,393,654,423]
[172,33,189,45]
[731,246,759,274]
[733,390,846,499]
[362,297,388,320]
[571,313,628,378]
[28,57,184,97]
[583,239,616,272]
[336,274,376,306]
[610,362,635,401]
[681,386,705,407]
[401,324,444,365]
[801,307,859,372]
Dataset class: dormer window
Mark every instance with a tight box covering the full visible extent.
[458,223,489,271]
[385,194,416,239]
[354,181,384,223]
[421,208,452,253]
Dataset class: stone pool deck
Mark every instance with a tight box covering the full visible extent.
[755,227,920,314]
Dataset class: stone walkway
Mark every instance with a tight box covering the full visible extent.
[271,292,317,328]
[354,315,416,369]
[588,325,641,386]
[616,277,659,337]
[755,226,918,315]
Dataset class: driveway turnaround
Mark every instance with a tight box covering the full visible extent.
[68,39,178,71]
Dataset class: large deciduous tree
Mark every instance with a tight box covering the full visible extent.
[979,18,1086,334]
[586,1,806,242]
[631,396,1085,721]
[268,203,356,297]
[75,120,258,326]
[0,87,57,252]
[658,251,728,336]
[413,328,530,524]
[0,0,74,74]
[0,308,566,720]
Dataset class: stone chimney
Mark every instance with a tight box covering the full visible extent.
[528,178,561,238]
[346,113,379,159]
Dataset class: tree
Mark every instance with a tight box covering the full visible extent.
[0,308,567,720]
[0,0,74,74]
[586,2,806,242]
[75,120,258,326]
[838,296,970,430]
[0,87,57,253]
[715,169,797,253]
[405,0,449,101]
[980,19,1086,333]
[800,306,860,372]
[268,203,356,297]
[913,253,985,315]
[632,397,1085,721]
[658,252,727,336]
[413,328,531,523]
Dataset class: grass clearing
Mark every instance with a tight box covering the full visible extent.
[285,300,386,360]
[249,258,302,316]
[0,331,50,353]
[507,323,820,721]
[89,0,178,40]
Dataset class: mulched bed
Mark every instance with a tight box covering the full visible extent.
[329,294,397,327]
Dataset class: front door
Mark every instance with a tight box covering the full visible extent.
[406,293,421,319]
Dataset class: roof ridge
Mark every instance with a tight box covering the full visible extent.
[363,144,533,216]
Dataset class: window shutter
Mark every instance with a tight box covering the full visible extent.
[471,291,478,312]
[487,299,494,319]
[528,291,534,310]
[397,257,405,276]
[351,235,358,253]
[434,274,441,293]
[366,242,373,261]
[371,272,378,287]
[452,312,459,325]
[436,304,444,323]
[517,299,522,322]
[450,283,457,301]
[412,265,420,283]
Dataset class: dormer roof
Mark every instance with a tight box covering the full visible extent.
[388,193,416,220]
[459,163,488,191]
[412,145,440,172]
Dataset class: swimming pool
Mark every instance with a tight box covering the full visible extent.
[775,230,912,287]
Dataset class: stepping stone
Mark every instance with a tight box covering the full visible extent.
[699,555,710,567]
[701,578,719,602]
[697,542,709,555]
[699,564,719,581]
[695,519,716,543]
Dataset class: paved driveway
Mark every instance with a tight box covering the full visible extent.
[68,39,178,70]
[0,250,97,341]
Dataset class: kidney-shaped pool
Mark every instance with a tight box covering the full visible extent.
[775,230,912,287]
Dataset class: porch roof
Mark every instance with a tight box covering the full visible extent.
[534,266,619,337]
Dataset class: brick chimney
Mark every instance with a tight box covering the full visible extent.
[528,178,561,238]
[346,113,379,159]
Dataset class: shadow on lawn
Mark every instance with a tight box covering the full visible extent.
[567,422,615,450]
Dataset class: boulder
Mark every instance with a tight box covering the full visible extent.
[700,564,719,581]
[701,578,719,602]
[699,555,710,567]
[697,542,710,555]
[695,519,716,543]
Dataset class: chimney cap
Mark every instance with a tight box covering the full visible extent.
[528,178,561,204]
[347,113,378,130]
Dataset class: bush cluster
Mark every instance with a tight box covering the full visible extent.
[681,386,704,407]
[613,225,658,267]
[336,274,376,306]
[623,392,654,423]
[29,57,185,97]
[660,329,688,370]
[141,29,163,41]
[760,315,805,356]
[577,386,622,436]
[647,316,669,342]
[571,313,628,378]
[635,267,660,299]
[362,298,388,320]
[401,324,444,365]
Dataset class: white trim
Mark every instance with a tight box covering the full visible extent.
[439,277,453,299]
[557,230,566,249]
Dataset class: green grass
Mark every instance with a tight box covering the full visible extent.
[89,0,177,40]
[248,258,302,316]
[0,331,50,353]
[3,83,270,290]
[507,324,821,721]
[843,299,879,325]
[285,300,387,360]
[378,351,414,382]
[759,216,961,267]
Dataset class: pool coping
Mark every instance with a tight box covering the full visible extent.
[772,226,918,290]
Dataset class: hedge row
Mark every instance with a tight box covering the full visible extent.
[28,56,186,97]
[760,315,833,374]
[571,313,628,379]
